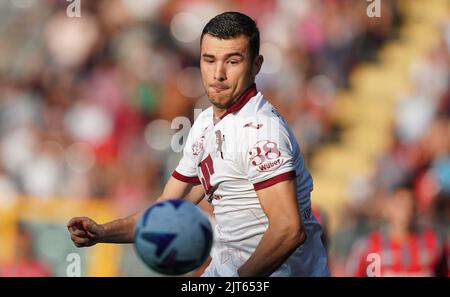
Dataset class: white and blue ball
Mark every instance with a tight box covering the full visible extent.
[134,199,213,275]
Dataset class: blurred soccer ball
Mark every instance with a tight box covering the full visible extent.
[134,199,213,275]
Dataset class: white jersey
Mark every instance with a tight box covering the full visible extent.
[173,85,329,276]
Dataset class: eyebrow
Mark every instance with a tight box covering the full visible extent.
[202,52,245,59]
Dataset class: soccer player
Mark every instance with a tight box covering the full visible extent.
[67,12,329,277]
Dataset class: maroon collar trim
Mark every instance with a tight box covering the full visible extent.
[218,84,258,120]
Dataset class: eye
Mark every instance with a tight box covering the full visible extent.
[228,60,239,65]
[204,59,214,64]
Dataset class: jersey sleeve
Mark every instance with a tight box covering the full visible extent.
[240,116,297,191]
[172,124,200,184]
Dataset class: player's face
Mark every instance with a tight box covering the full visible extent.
[200,34,263,113]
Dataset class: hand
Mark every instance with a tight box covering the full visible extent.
[67,217,105,248]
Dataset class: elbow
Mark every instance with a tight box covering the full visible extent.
[273,220,307,249]
[297,227,307,246]
[289,225,307,248]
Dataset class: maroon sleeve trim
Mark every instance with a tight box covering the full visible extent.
[253,171,296,191]
[172,170,200,184]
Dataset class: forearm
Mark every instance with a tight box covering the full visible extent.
[100,212,140,244]
[238,226,305,277]
[96,178,205,244]
[98,188,179,244]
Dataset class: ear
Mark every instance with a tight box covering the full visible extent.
[252,55,264,77]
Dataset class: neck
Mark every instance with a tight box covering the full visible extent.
[213,106,228,119]
[388,222,410,240]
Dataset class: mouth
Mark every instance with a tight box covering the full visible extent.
[210,84,229,93]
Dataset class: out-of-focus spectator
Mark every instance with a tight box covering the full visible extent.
[337,13,450,276]
[346,187,447,277]
[0,223,53,277]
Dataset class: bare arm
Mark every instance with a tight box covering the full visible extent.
[100,177,204,243]
[237,178,307,277]
[67,176,205,247]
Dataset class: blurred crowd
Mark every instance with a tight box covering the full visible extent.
[2,0,448,276]
[333,16,450,276]
[0,0,402,213]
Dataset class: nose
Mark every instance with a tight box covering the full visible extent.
[214,62,226,82]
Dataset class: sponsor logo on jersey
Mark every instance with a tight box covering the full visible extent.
[243,122,263,129]
[257,158,282,171]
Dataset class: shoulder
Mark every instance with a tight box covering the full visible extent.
[238,92,278,119]
[233,101,295,163]
[194,106,213,125]
[190,107,212,134]
[237,92,289,132]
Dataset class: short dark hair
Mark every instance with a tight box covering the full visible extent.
[200,12,260,59]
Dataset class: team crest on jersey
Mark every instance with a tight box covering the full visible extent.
[248,140,284,172]
[192,136,205,156]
